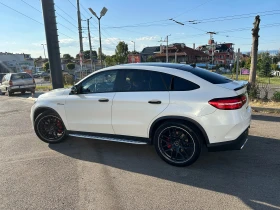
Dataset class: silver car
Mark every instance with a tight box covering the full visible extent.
[0,73,36,96]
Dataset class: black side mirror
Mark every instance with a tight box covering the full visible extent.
[70,85,78,94]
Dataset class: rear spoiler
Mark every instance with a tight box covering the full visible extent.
[234,81,249,91]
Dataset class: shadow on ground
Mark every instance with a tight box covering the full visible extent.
[252,114,280,123]
[49,134,280,210]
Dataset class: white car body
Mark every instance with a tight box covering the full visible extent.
[31,63,251,165]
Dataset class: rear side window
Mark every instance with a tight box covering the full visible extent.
[11,73,32,80]
[119,70,170,92]
[180,66,232,84]
[172,76,200,91]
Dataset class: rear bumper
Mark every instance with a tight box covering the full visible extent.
[207,128,249,152]
[9,85,35,92]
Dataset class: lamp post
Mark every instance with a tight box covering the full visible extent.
[41,44,46,59]
[131,41,135,53]
[89,7,108,68]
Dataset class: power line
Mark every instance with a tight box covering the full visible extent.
[55,4,76,22]
[0,1,43,25]
[67,0,77,9]
[173,0,214,19]
[21,0,41,13]
[0,1,74,39]
[56,13,77,28]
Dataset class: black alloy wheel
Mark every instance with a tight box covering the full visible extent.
[154,122,201,167]
[34,111,67,143]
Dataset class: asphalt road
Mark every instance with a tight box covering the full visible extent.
[0,94,280,210]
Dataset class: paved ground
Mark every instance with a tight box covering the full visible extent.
[0,94,280,210]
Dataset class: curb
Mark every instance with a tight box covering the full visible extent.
[251,106,280,113]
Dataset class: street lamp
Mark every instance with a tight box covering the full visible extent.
[89,7,108,68]
[131,41,135,53]
[41,44,46,59]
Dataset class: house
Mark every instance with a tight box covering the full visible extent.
[154,43,209,63]
[197,40,235,66]
[140,46,161,62]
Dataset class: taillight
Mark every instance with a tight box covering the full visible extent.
[209,94,247,110]
[9,80,13,86]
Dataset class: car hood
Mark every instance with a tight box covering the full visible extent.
[38,88,71,99]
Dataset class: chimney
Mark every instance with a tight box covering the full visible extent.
[160,44,163,53]
[193,43,195,49]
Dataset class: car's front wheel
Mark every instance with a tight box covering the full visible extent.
[34,110,67,144]
[154,121,202,167]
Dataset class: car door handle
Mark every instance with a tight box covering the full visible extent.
[98,98,109,102]
[148,100,161,104]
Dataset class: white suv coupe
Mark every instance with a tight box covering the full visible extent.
[31,63,251,166]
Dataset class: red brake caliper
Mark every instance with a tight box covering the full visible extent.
[166,137,172,149]
[57,120,63,133]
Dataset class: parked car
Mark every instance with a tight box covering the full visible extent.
[0,73,7,82]
[30,63,251,166]
[0,72,36,96]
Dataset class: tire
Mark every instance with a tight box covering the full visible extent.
[34,110,67,144]
[21,90,26,94]
[154,121,202,167]
[7,90,13,97]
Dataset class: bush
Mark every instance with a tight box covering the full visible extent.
[248,83,260,99]
[272,91,280,102]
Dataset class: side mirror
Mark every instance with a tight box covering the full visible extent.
[70,86,78,94]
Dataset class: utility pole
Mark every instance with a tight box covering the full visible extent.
[41,44,46,59]
[41,0,63,89]
[77,0,83,77]
[236,48,240,80]
[158,35,171,63]
[131,41,135,52]
[249,15,261,86]
[207,32,217,65]
[87,18,94,72]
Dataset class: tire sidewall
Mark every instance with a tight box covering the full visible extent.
[34,111,67,144]
[154,121,201,167]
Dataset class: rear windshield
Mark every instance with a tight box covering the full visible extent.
[12,73,32,80]
[179,66,232,84]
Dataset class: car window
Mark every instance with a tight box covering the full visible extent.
[119,70,169,92]
[11,73,32,80]
[172,76,200,91]
[81,70,117,94]
[179,66,232,84]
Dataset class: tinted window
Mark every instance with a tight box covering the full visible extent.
[11,73,32,80]
[81,70,117,94]
[172,76,200,91]
[119,70,169,92]
[179,66,232,84]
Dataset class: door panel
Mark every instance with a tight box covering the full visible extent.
[65,93,115,134]
[112,92,169,137]
[112,69,171,138]
[64,70,118,134]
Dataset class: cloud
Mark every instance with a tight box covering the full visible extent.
[136,36,159,41]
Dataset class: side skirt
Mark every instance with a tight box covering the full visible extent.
[68,131,150,145]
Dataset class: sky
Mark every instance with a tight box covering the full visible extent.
[0,0,279,58]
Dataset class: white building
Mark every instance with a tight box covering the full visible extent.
[0,52,34,73]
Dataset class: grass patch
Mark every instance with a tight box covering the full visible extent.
[222,74,280,85]
[250,100,280,109]
[36,85,72,91]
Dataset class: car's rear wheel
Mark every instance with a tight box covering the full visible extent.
[34,110,67,144]
[154,121,201,167]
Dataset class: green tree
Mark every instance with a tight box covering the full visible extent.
[258,52,272,76]
[43,62,49,71]
[105,55,117,66]
[63,54,73,60]
[66,63,75,71]
[244,57,251,69]
[147,55,155,62]
[83,50,98,60]
[115,41,129,64]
